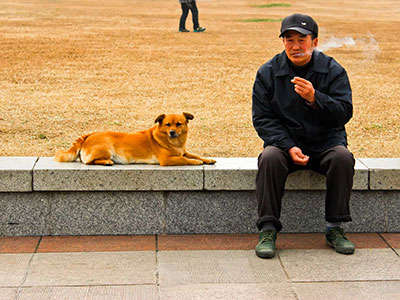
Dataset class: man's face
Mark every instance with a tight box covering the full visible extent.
[283,31,318,66]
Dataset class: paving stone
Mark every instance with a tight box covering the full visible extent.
[381,233,400,248]
[0,288,17,300]
[275,233,387,249]
[24,252,156,286]
[158,250,287,285]
[0,254,33,287]
[158,234,257,251]
[292,281,400,300]
[359,158,400,190]
[37,235,156,253]
[0,237,40,254]
[17,285,158,300]
[158,233,388,252]
[33,157,203,191]
[275,233,388,249]
[345,233,388,248]
[0,157,37,192]
[49,191,164,235]
[160,283,297,300]
[279,249,400,282]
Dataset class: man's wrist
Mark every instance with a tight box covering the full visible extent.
[305,100,318,109]
[308,88,316,103]
[305,90,318,108]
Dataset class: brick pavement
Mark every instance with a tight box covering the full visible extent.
[0,233,399,299]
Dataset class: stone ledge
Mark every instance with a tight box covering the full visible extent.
[33,157,204,191]
[0,157,400,192]
[358,158,400,190]
[204,157,369,190]
[0,157,38,192]
[1,157,400,235]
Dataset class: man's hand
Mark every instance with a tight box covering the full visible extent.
[288,147,309,166]
[291,77,315,104]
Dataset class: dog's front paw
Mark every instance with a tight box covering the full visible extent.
[204,159,216,165]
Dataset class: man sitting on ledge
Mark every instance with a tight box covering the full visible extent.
[252,13,355,258]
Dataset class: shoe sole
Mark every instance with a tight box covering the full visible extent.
[255,250,275,259]
[326,241,355,254]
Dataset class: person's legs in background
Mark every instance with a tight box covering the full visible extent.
[179,3,190,32]
[189,1,199,30]
[189,1,205,32]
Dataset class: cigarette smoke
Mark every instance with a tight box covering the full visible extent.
[317,36,355,51]
[317,33,381,59]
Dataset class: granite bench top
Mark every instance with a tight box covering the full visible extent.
[1,157,400,192]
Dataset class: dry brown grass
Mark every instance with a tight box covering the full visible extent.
[0,0,399,158]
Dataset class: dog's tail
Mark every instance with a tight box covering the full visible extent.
[54,134,92,162]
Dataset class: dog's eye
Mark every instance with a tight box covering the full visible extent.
[166,123,171,127]
[176,122,182,127]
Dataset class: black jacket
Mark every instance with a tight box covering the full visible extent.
[252,50,353,154]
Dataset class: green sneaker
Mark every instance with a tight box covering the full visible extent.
[255,230,277,258]
[179,28,190,32]
[194,27,206,32]
[326,227,355,254]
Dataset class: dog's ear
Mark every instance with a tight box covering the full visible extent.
[183,112,194,122]
[155,114,166,124]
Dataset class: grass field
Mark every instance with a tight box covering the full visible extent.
[0,0,399,158]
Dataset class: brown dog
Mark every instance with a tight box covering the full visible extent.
[54,112,216,166]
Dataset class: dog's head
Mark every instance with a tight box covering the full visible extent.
[155,112,193,139]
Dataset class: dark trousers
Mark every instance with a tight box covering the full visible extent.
[179,2,199,30]
[256,145,355,232]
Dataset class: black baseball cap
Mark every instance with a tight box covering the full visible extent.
[279,14,318,38]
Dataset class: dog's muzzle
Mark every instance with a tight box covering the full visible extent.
[169,130,178,138]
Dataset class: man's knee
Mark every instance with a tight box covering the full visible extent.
[330,146,355,167]
[258,146,287,169]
